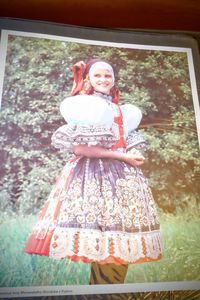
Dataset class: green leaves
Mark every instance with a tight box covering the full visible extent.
[0,35,199,216]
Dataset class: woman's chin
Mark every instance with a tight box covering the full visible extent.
[94,88,110,95]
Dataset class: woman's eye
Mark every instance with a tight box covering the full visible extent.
[93,73,112,79]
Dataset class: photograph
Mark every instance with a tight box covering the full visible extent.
[0,20,200,298]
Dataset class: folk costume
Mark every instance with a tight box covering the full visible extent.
[24,60,163,284]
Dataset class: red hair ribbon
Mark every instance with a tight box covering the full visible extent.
[71,61,86,96]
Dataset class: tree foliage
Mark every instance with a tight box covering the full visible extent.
[0,35,199,216]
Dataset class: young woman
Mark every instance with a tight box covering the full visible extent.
[24,59,163,284]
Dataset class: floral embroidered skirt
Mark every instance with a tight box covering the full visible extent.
[23,156,163,265]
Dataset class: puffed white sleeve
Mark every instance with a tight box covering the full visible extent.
[120,104,147,151]
[51,95,118,152]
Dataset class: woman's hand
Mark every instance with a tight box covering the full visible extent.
[123,152,145,167]
[124,148,145,166]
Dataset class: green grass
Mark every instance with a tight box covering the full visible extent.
[0,212,200,287]
[126,212,200,283]
[0,215,90,287]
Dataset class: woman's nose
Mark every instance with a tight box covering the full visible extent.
[99,76,107,82]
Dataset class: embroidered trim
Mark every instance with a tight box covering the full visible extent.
[126,130,147,150]
[93,91,112,102]
[51,124,117,152]
[49,227,163,262]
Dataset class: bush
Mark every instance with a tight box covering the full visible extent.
[0,35,199,216]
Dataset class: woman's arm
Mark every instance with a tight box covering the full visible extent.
[73,144,145,167]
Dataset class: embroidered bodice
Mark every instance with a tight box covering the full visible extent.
[52,94,146,152]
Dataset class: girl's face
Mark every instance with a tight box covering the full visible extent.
[89,68,114,95]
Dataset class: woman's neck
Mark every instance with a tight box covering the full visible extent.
[93,91,112,102]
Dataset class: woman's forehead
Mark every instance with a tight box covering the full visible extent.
[89,62,115,79]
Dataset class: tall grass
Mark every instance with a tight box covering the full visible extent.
[0,216,90,287]
[0,212,200,287]
[126,212,200,283]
